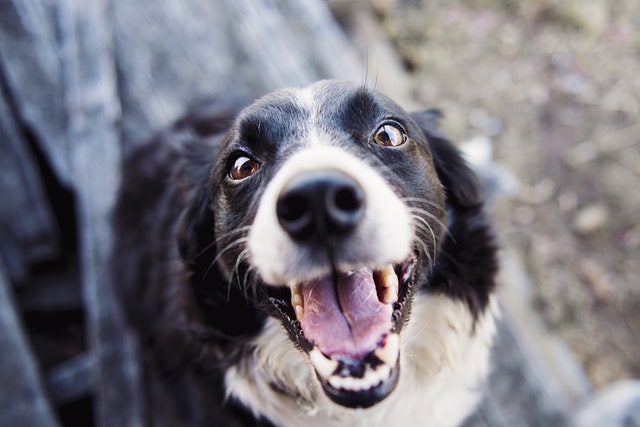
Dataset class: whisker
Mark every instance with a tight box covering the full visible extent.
[402,324,428,350]
[413,234,433,267]
[241,264,257,297]
[412,214,437,244]
[226,248,250,300]
[213,236,250,266]
[411,215,438,264]
[413,228,435,266]
[203,236,249,280]
[396,192,448,233]
[232,248,250,290]
[194,239,217,259]
[400,196,443,210]
[408,207,455,243]
[217,225,252,241]
[196,225,251,259]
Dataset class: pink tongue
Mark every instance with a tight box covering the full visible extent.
[299,267,392,359]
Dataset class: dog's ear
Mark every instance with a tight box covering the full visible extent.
[177,188,216,268]
[411,110,481,209]
[411,110,497,318]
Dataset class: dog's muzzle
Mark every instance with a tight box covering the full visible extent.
[276,171,365,245]
[248,146,417,409]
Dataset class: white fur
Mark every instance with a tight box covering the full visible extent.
[248,144,413,286]
[225,295,499,427]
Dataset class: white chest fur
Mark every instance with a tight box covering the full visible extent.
[225,294,498,427]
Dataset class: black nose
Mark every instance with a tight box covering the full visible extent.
[276,171,365,242]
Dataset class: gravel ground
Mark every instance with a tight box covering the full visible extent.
[373,0,640,388]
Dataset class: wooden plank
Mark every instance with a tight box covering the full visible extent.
[0,0,72,187]
[0,259,61,427]
[0,85,58,283]
[17,264,81,312]
[56,0,147,426]
[45,353,93,405]
[111,0,362,146]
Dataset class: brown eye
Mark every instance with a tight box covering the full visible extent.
[230,156,260,180]
[373,123,407,147]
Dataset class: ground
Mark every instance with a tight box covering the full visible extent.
[373,0,640,388]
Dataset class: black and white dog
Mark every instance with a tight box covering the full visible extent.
[113,80,498,427]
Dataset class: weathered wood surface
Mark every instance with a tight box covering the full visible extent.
[111,0,362,147]
[0,83,59,284]
[0,0,584,426]
[0,260,60,427]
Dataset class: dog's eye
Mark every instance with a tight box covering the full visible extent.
[229,156,260,180]
[373,123,407,147]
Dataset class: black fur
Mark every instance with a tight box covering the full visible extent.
[112,82,496,426]
[410,110,498,318]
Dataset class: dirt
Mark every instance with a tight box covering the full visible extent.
[373,0,640,388]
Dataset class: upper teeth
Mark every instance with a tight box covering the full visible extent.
[375,264,399,304]
[289,264,399,321]
[291,283,304,320]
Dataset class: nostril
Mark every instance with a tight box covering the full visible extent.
[327,185,364,230]
[278,194,308,222]
[333,186,363,214]
[277,193,314,238]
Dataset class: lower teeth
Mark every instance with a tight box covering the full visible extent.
[310,333,400,392]
[327,364,392,392]
[309,348,339,378]
[373,333,400,366]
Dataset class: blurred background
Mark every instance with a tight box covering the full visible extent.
[0,0,638,426]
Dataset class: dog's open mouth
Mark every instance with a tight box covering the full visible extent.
[268,255,417,408]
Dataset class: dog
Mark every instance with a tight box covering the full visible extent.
[112,80,498,427]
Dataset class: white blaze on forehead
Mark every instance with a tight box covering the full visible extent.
[288,84,325,147]
[293,84,317,111]
[248,144,413,286]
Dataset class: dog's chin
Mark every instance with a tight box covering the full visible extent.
[267,255,417,409]
[317,347,401,409]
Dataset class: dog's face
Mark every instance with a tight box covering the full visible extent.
[209,81,447,408]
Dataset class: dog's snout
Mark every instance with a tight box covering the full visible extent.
[276,171,365,242]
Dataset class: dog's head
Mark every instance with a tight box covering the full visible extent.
[208,80,463,408]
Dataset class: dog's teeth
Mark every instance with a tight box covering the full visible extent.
[375,264,398,304]
[326,363,393,392]
[291,283,304,320]
[379,264,396,283]
[310,348,338,379]
[375,333,400,367]
[382,287,395,305]
[291,291,303,308]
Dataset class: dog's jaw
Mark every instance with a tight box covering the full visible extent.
[224,295,498,427]
[272,256,418,408]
